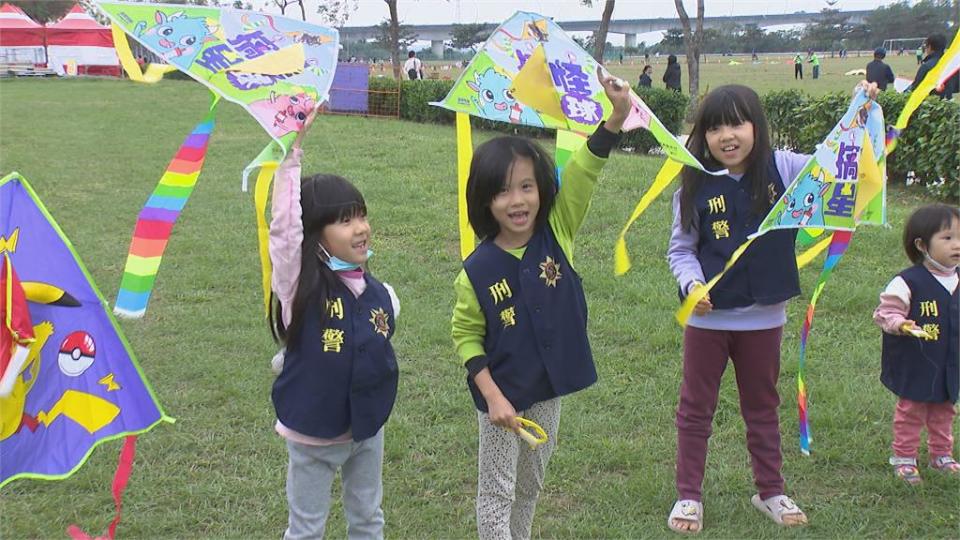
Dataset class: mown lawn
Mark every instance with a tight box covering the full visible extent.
[0,78,955,539]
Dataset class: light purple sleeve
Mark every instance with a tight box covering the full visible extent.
[666,188,704,295]
[773,149,811,190]
[269,148,304,328]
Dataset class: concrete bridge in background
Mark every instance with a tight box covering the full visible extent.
[340,10,871,57]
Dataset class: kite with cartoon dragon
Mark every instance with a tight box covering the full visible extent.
[97,1,340,318]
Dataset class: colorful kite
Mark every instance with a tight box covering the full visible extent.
[0,172,171,489]
[674,89,887,454]
[431,11,720,259]
[98,1,339,317]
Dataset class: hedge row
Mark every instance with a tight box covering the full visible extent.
[365,77,959,199]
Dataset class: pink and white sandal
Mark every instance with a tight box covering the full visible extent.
[890,456,923,485]
[930,455,960,474]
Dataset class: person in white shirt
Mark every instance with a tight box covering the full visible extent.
[403,51,423,80]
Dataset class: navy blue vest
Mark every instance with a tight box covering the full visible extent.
[881,265,959,403]
[692,155,801,309]
[272,274,398,440]
[463,226,596,412]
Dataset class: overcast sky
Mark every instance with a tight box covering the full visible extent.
[253,0,900,26]
[249,0,901,46]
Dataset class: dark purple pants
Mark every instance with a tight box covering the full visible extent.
[675,325,786,501]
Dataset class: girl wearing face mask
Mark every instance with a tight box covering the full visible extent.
[874,204,960,485]
[268,107,400,540]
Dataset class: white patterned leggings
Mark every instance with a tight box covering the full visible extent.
[476,397,561,540]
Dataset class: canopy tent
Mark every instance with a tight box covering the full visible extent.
[0,3,45,64]
[45,4,119,76]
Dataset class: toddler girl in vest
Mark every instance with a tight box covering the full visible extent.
[269,107,400,539]
[451,71,630,538]
[874,204,960,484]
[665,81,880,533]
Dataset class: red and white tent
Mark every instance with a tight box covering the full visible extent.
[0,3,45,64]
[45,4,119,76]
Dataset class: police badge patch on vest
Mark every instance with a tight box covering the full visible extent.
[539,256,562,287]
[369,307,390,337]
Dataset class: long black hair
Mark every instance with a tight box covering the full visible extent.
[465,136,557,241]
[269,174,367,347]
[679,84,773,231]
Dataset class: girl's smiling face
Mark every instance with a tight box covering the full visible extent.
[705,120,755,174]
[320,213,371,266]
[490,156,540,249]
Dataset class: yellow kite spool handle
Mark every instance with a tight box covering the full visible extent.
[515,417,548,448]
[902,322,934,340]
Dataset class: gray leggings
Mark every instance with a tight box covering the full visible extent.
[476,397,562,540]
[283,429,385,540]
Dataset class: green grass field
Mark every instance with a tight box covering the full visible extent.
[0,76,956,539]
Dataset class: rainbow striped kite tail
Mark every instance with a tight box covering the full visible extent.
[113,106,217,318]
[884,125,901,155]
[798,376,811,455]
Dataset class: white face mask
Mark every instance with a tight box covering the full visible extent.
[916,239,958,273]
[317,243,372,272]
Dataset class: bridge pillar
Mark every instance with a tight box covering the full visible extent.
[624,33,637,49]
[431,39,445,59]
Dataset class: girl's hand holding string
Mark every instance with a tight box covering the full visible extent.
[597,66,631,134]
[900,319,933,340]
[487,394,522,432]
[690,281,713,316]
[472,367,522,431]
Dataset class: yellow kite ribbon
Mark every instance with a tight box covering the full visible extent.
[614,158,683,275]
[254,162,279,318]
[456,112,476,260]
[675,237,756,326]
[111,23,177,83]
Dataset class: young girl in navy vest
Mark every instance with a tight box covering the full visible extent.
[451,72,630,538]
[665,82,878,533]
[269,108,400,539]
[874,204,960,484]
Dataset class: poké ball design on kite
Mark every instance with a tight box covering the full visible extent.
[58,331,96,377]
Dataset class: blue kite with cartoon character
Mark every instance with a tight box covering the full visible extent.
[775,171,831,228]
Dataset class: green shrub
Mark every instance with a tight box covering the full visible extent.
[398,79,455,123]
[367,75,401,117]
[761,89,806,149]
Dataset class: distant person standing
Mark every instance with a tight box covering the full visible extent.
[793,53,803,80]
[663,54,682,92]
[916,45,924,64]
[403,51,423,80]
[639,65,654,88]
[866,48,895,91]
[807,50,820,79]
